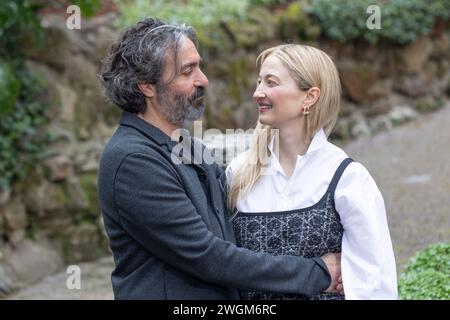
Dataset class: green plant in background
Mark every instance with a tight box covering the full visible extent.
[0,0,44,57]
[307,0,376,42]
[0,61,21,114]
[0,0,47,191]
[0,69,52,190]
[115,0,450,49]
[72,0,102,18]
[380,0,435,44]
[0,0,43,114]
[428,0,450,20]
[276,1,319,41]
[250,0,289,5]
[306,0,450,44]
[115,0,248,28]
[0,0,103,191]
[398,243,450,300]
[115,0,249,48]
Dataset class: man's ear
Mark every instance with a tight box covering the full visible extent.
[303,87,320,109]
[137,82,155,98]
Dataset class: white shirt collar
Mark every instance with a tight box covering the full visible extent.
[305,128,328,155]
[267,128,328,177]
[268,128,328,158]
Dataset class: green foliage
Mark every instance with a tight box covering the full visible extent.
[72,0,102,18]
[250,0,289,5]
[0,0,44,58]
[116,0,248,27]
[116,0,449,48]
[428,0,450,20]
[398,243,450,300]
[115,0,249,48]
[0,0,53,190]
[307,0,374,42]
[0,68,52,190]
[0,61,21,114]
[0,0,103,190]
[306,0,450,44]
[0,67,52,190]
[276,1,319,41]
[0,0,45,114]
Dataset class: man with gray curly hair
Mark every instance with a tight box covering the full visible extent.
[98,18,342,299]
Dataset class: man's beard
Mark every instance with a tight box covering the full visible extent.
[156,85,205,128]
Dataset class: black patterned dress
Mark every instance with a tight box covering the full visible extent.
[232,158,353,300]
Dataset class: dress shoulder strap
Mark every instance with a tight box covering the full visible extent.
[327,157,354,195]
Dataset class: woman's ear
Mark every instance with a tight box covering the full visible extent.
[303,87,320,109]
[137,82,155,98]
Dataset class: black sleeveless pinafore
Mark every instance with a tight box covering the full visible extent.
[232,158,353,300]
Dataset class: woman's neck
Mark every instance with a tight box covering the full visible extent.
[274,120,311,178]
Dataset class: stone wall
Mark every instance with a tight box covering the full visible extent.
[0,13,119,296]
[0,10,449,296]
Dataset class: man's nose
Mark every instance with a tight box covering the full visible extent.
[195,69,209,87]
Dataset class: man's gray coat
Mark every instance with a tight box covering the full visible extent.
[98,111,331,299]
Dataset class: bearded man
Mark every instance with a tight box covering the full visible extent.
[98,18,342,299]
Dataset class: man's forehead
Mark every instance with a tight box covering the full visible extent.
[161,36,201,82]
[179,37,201,63]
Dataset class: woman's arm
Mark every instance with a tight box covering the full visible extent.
[335,162,398,300]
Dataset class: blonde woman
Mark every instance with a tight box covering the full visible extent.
[226,44,397,300]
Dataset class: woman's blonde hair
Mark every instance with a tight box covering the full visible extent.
[227,44,341,212]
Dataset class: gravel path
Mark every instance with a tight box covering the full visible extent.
[5,103,450,299]
[6,256,114,300]
[342,102,450,271]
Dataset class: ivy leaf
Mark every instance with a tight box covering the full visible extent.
[0,60,20,114]
[72,0,102,18]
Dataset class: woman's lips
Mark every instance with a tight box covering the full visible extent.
[258,105,272,113]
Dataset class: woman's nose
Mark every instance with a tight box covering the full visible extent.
[253,90,266,100]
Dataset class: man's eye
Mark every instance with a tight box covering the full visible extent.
[183,69,192,75]
[267,80,277,86]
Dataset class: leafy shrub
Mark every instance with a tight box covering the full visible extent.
[72,0,102,18]
[115,0,248,48]
[306,0,450,44]
[0,0,43,58]
[0,61,21,114]
[116,0,450,48]
[398,243,450,300]
[0,0,49,190]
[0,68,52,190]
[250,0,289,5]
[0,0,103,190]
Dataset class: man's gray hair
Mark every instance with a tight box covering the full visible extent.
[99,18,198,113]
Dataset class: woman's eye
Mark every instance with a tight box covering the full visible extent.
[267,80,277,86]
[183,69,192,75]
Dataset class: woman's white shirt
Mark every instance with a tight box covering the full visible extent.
[225,129,398,300]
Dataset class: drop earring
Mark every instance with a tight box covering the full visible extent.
[303,106,310,115]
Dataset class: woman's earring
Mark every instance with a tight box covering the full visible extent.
[303,106,310,115]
